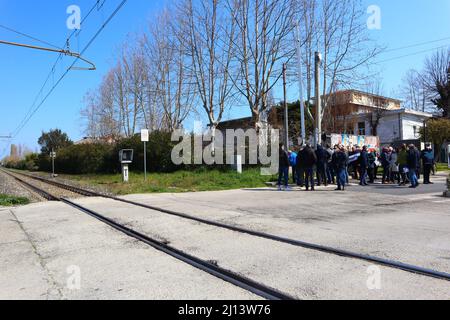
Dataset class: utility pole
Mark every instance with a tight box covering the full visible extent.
[314,52,322,148]
[283,63,289,150]
[423,119,428,143]
[295,22,306,145]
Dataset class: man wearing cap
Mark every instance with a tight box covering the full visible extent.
[421,144,435,185]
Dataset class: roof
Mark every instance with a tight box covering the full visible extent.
[386,109,433,118]
[328,89,403,104]
[216,117,253,129]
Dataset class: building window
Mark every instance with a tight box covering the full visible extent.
[413,126,418,138]
[358,122,366,136]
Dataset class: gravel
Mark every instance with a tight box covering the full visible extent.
[0,170,40,203]
[33,172,113,197]
[0,170,84,200]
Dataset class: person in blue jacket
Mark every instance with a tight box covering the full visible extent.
[288,150,298,184]
[421,144,435,185]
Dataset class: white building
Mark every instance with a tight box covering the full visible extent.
[324,90,433,146]
[361,109,433,145]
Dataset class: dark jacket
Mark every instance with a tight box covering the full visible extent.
[368,152,376,168]
[359,150,369,168]
[415,149,421,169]
[300,146,318,168]
[421,149,435,166]
[333,151,348,170]
[279,149,290,168]
[407,149,419,169]
[380,151,390,167]
[316,146,329,164]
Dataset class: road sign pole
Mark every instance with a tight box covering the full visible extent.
[144,141,147,182]
[141,129,149,182]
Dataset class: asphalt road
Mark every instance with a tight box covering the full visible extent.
[348,174,447,196]
[1,173,449,300]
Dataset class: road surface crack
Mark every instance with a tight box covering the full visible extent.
[9,209,66,300]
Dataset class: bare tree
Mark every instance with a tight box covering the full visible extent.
[143,10,197,131]
[229,0,297,130]
[120,43,148,137]
[298,0,382,132]
[81,71,121,140]
[81,89,101,138]
[175,0,237,134]
[98,70,122,138]
[401,69,428,112]
[422,47,450,118]
[366,81,389,137]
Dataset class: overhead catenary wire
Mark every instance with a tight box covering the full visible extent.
[376,43,450,64]
[382,35,450,54]
[11,0,128,139]
[0,23,62,50]
[9,0,108,139]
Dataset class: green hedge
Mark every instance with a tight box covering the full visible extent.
[4,154,39,171]
[10,130,263,175]
[34,131,180,174]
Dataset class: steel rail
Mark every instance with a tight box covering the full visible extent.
[8,169,450,282]
[2,169,293,300]
[1,169,58,201]
[6,171,98,197]
[62,198,294,301]
[107,197,450,282]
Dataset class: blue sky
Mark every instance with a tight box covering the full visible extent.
[1,0,450,157]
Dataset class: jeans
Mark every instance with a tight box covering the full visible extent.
[296,168,305,187]
[278,166,289,187]
[360,167,368,185]
[337,168,346,189]
[327,165,335,184]
[304,167,315,190]
[409,169,418,187]
[399,165,408,184]
[382,165,390,183]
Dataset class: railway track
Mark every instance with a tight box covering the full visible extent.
[4,169,450,285]
[0,168,294,301]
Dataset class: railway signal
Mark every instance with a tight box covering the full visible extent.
[50,149,56,178]
[119,149,134,183]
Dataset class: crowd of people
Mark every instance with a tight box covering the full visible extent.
[278,142,436,192]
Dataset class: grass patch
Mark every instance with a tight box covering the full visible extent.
[48,168,278,195]
[0,194,30,207]
[436,163,450,173]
